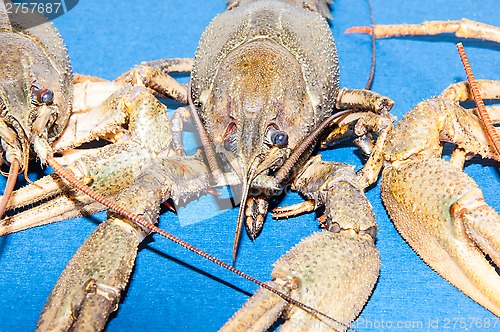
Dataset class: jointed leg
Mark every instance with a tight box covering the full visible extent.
[346,19,500,43]
[115,58,193,104]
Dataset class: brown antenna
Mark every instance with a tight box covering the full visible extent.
[0,158,19,218]
[456,42,500,156]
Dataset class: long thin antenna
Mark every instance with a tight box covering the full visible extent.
[364,0,376,90]
[456,43,500,156]
[342,0,376,90]
[45,156,349,329]
[187,81,224,180]
[0,158,19,218]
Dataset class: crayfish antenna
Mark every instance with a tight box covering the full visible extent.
[345,25,372,35]
[342,0,376,90]
[0,158,20,218]
[365,0,376,91]
[456,42,500,157]
[232,177,253,264]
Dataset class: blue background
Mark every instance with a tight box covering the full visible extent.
[1,0,499,331]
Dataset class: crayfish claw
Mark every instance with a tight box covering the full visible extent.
[222,229,379,331]
[224,158,380,331]
[381,157,500,316]
[37,219,140,331]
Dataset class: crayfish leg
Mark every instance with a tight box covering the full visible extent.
[346,19,500,43]
[115,58,193,105]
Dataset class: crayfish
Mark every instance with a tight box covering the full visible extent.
[1,0,499,331]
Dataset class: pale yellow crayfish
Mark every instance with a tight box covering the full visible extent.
[1,0,499,331]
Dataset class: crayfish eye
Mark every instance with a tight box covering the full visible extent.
[223,121,237,152]
[224,133,237,152]
[36,88,54,104]
[271,130,288,146]
[266,126,288,147]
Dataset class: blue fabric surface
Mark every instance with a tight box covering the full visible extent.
[0,0,499,331]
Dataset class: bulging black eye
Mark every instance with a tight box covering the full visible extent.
[223,121,237,152]
[265,126,288,147]
[37,88,54,104]
[270,130,288,147]
[224,133,237,152]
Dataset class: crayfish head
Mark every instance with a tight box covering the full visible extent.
[0,29,71,218]
[194,39,318,261]
[225,109,293,261]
